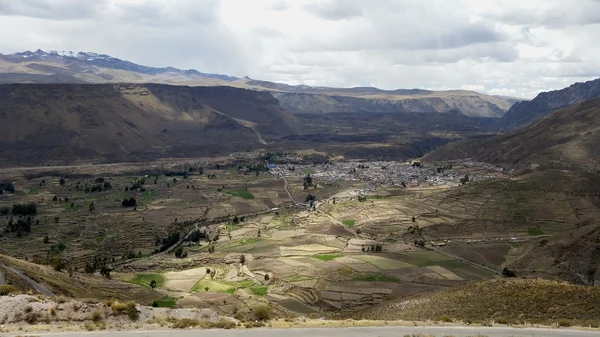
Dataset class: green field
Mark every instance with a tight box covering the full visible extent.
[303,169,316,174]
[313,253,343,261]
[227,190,255,199]
[353,273,400,283]
[342,220,356,227]
[528,227,544,236]
[129,273,166,288]
[249,285,268,295]
[191,279,255,293]
[153,296,177,308]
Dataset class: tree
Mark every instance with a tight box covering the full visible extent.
[103,181,112,190]
[240,254,246,265]
[305,194,316,203]
[43,235,49,244]
[174,245,187,258]
[502,267,516,278]
[122,197,137,208]
[53,195,58,202]
[89,202,95,212]
[150,280,157,289]
[412,216,416,222]
[304,174,313,187]
[59,178,65,186]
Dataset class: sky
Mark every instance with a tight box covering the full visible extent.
[0,0,599,98]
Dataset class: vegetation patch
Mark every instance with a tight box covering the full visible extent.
[152,296,177,308]
[191,279,255,293]
[239,238,261,245]
[528,227,544,236]
[285,274,314,282]
[226,190,255,200]
[313,253,343,261]
[353,273,400,283]
[249,285,268,296]
[303,169,316,174]
[129,273,165,288]
[342,220,356,227]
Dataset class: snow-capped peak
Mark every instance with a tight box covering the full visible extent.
[11,49,116,62]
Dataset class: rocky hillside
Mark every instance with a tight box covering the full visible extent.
[350,278,600,325]
[0,50,521,118]
[0,83,298,166]
[272,91,515,118]
[423,97,600,171]
[497,78,600,129]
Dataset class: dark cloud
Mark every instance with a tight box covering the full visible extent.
[302,0,363,21]
[0,0,106,20]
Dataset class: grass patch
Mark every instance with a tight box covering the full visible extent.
[94,236,105,244]
[240,238,261,245]
[342,220,356,227]
[153,296,177,308]
[128,273,165,288]
[249,285,268,296]
[303,169,316,174]
[285,274,314,282]
[528,227,544,236]
[191,279,255,293]
[353,273,400,283]
[313,253,343,261]
[226,190,254,200]
[140,190,159,203]
[27,186,41,195]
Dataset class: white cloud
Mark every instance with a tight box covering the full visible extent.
[0,0,598,98]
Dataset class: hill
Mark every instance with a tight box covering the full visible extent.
[423,97,600,171]
[350,278,600,326]
[0,254,158,303]
[0,83,298,166]
[0,50,521,118]
[497,78,600,129]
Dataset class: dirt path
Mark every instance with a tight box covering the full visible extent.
[0,263,55,296]
[281,177,296,205]
[0,268,5,285]
[428,246,500,275]
[212,109,267,145]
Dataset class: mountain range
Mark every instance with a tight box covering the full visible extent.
[0,49,521,118]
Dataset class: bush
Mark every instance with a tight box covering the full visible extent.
[121,197,137,208]
[92,310,103,322]
[111,301,138,321]
[558,320,572,327]
[172,318,200,329]
[11,203,37,216]
[253,305,271,321]
[437,315,452,322]
[25,312,41,324]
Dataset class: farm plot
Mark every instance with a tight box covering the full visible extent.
[444,243,512,269]
[162,267,208,292]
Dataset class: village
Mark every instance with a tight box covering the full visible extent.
[268,159,503,191]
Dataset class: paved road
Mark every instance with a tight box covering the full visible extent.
[4,326,598,337]
[0,263,55,297]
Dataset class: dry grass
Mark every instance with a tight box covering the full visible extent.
[354,278,600,326]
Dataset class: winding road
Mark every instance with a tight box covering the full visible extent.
[0,263,55,297]
[4,326,598,337]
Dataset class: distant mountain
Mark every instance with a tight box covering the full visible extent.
[0,49,237,84]
[0,50,522,118]
[0,83,298,166]
[497,78,600,129]
[423,96,600,171]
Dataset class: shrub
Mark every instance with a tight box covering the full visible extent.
[253,305,271,321]
[121,197,137,208]
[0,285,17,295]
[558,320,572,327]
[11,203,37,216]
[92,310,103,322]
[49,306,56,316]
[172,318,200,329]
[437,315,452,322]
[56,295,69,303]
[25,312,41,324]
[24,305,33,313]
[111,301,139,321]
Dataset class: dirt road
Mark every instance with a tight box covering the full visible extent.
[6,326,598,337]
[0,263,55,297]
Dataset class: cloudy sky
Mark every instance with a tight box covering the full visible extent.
[0,0,599,98]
